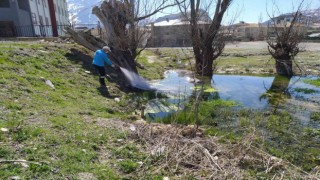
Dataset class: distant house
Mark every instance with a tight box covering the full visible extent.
[270,13,313,27]
[148,11,211,47]
[230,21,267,41]
[265,13,313,36]
[0,0,69,37]
[230,13,314,41]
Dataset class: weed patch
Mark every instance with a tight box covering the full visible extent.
[310,112,320,121]
[294,87,317,94]
[304,78,320,87]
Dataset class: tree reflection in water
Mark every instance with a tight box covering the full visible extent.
[260,75,292,112]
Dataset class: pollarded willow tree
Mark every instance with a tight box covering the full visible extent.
[177,0,233,76]
[66,0,181,74]
[266,0,308,76]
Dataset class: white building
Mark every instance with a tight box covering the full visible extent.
[29,0,52,36]
[53,0,69,35]
[0,0,69,37]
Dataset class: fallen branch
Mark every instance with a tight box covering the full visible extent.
[0,160,41,165]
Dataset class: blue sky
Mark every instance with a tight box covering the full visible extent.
[69,0,320,24]
[228,0,320,23]
[157,0,320,23]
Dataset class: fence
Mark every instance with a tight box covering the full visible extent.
[0,24,102,38]
[72,23,105,39]
[0,25,71,38]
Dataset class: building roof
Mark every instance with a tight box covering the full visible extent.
[152,10,211,26]
[152,19,210,26]
[308,33,320,37]
[231,22,262,28]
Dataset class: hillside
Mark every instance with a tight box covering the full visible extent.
[0,42,135,179]
[0,41,319,179]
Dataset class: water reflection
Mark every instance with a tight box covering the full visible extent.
[212,75,274,108]
[259,75,291,108]
[145,70,194,119]
[211,75,320,109]
[143,71,320,122]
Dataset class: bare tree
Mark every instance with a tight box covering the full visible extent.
[177,0,233,76]
[66,0,181,74]
[266,0,307,76]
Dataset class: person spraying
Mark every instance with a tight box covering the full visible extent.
[92,46,115,87]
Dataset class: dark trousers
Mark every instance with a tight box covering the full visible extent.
[93,65,106,86]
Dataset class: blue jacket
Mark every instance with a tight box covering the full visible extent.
[92,49,113,67]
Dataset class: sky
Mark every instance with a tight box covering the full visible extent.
[157,0,320,23]
[227,0,320,23]
[67,0,320,24]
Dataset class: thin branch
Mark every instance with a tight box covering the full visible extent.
[0,160,42,165]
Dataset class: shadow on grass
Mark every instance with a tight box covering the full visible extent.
[97,86,117,99]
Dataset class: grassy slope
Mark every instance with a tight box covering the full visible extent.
[0,42,145,179]
[1,42,319,179]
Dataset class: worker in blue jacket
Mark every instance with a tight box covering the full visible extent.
[92,46,115,87]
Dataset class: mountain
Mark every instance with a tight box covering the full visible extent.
[262,9,320,25]
[154,9,212,23]
[302,9,320,23]
[67,0,102,25]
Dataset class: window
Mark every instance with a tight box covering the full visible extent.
[42,0,46,7]
[39,15,43,25]
[32,13,37,24]
[45,17,49,25]
[18,0,29,11]
[0,0,10,8]
[38,0,40,4]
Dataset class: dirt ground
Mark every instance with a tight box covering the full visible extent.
[225,41,320,51]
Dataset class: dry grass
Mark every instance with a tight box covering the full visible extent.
[112,120,320,179]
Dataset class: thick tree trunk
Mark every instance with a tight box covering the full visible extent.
[189,0,231,77]
[274,47,293,76]
[275,59,293,76]
[195,47,214,76]
[65,27,138,74]
[266,2,305,76]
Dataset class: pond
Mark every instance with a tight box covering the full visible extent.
[142,70,320,170]
[144,70,194,119]
[145,70,320,128]
[212,75,320,108]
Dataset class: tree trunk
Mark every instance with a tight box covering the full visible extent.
[275,59,293,76]
[274,47,293,76]
[65,27,138,74]
[266,1,305,76]
[195,47,214,76]
[189,0,232,77]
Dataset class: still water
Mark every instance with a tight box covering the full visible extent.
[212,75,320,109]
[145,71,320,123]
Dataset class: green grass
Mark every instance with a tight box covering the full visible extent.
[0,42,141,179]
[304,78,320,87]
[1,42,319,178]
[294,88,317,94]
[160,99,238,125]
[311,112,320,121]
[136,49,185,80]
